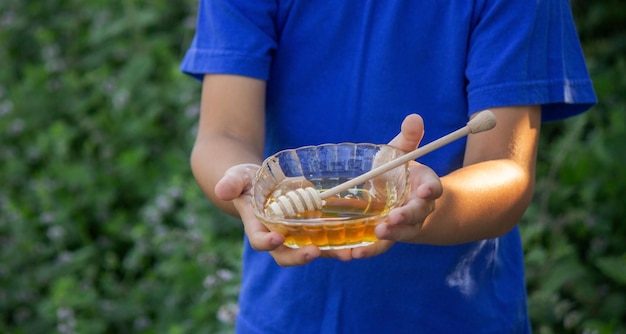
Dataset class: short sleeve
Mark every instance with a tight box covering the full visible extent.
[180,0,277,81]
[466,0,597,122]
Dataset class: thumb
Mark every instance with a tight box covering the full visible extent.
[388,114,424,152]
[214,164,260,201]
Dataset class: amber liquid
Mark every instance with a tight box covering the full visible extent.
[263,180,395,249]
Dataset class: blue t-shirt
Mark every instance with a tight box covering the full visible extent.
[181,1,596,333]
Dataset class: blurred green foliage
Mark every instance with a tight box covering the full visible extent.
[522,1,626,333]
[1,0,241,333]
[0,0,624,333]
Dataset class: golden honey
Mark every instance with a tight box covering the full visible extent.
[262,179,397,250]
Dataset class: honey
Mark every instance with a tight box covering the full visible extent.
[262,178,398,250]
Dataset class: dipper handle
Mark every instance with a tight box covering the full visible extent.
[318,110,496,199]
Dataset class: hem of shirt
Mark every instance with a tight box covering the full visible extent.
[468,79,597,122]
[179,48,271,81]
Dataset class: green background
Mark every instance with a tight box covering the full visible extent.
[1,1,624,333]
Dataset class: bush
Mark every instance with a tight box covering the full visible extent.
[0,0,242,332]
[522,1,626,333]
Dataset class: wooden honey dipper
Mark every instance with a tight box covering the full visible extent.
[267,110,497,218]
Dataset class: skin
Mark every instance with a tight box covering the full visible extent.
[191,74,541,267]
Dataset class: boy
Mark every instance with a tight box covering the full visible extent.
[181,1,596,332]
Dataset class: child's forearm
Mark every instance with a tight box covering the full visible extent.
[192,74,267,217]
[403,106,541,245]
[415,158,534,245]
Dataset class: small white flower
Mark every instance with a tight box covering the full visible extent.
[217,303,239,324]
[156,194,172,212]
[0,100,13,116]
[10,118,24,134]
[203,275,218,288]
[47,226,65,240]
[216,269,234,282]
[56,307,74,319]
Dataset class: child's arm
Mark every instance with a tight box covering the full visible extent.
[374,106,541,246]
[192,74,326,266]
[191,74,266,216]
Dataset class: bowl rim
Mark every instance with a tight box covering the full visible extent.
[252,142,410,225]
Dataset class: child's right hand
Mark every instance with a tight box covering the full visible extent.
[214,164,325,266]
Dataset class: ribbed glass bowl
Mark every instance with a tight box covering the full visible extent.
[252,143,410,250]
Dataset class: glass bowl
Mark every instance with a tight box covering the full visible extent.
[252,143,410,250]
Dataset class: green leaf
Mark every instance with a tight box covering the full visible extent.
[595,255,626,285]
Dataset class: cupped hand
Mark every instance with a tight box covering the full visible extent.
[374,162,442,241]
[215,163,326,266]
[351,114,442,258]
[375,114,442,243]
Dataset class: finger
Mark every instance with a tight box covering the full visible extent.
[387,197,435,227]
[231,195,284,252]
[319,248,354,262]
[350,240,395,259]
[408,163,443,200]
[374,221,420,242]
[270,244,321,267]
[238,216,285,252]
[214,164,260,201]
[236,196,322,266]
[387,114,424,152]
[375,197,434,242]
[382,164,440,227]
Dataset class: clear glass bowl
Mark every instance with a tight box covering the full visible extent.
[252,143,410,250]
